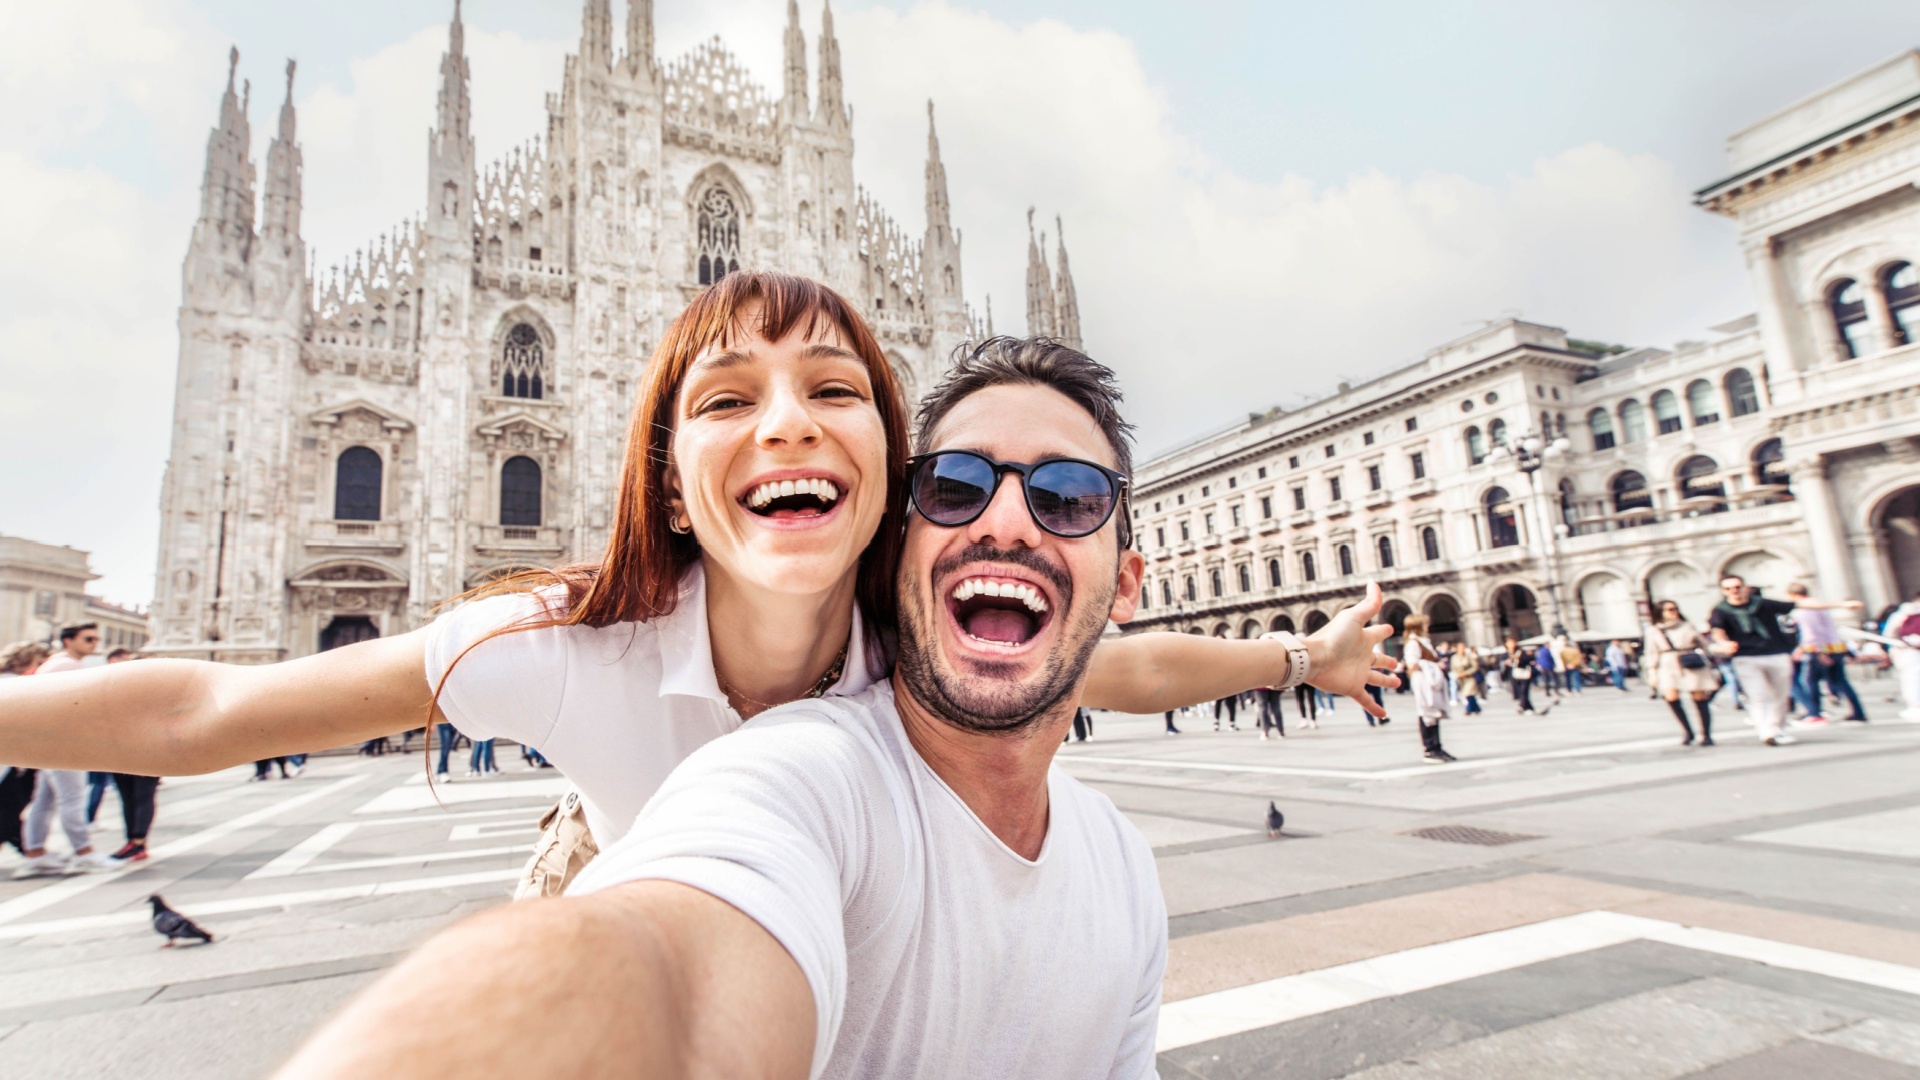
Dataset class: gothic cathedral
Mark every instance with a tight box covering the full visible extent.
[150,1,1085,661]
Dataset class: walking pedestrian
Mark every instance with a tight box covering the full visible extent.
[1213,693,1239,731]
[435,721,459,779]
[1707,575,1861,746]
[1405,616,1454,762]
[1505,637,1540,715]
[1293,684,1318,729]
[1786,582,1867,723]
[16,625,117,876]
[468,737,497,777]
[1256,686,1285,740]
[0,642,49,857]
[1886,592,1920,721]
[1450,645,1484,714]
[1162,710,1181,735]
[1534,640,1560,697]
[252,756,293,781]
[1605,639,1630,691]
[1070,706,1091,742]
[1645,600,1719,745]
[1559,636,1586,694]
[99,649,158,861]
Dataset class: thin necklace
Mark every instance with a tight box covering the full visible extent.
[717,641,850,718]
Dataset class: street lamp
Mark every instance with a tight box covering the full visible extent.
[1492,432,1572,638]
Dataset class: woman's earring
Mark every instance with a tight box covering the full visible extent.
[668,515,691,535]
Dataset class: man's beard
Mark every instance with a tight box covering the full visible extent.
[895,543,1114,736]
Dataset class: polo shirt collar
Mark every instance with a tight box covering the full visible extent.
[657,559,877,704]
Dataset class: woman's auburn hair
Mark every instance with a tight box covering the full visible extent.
[430,271,910,718]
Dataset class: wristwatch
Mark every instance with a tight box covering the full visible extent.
[1260,631,1311,689]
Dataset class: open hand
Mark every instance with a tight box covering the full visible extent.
[1303,583,1400,719]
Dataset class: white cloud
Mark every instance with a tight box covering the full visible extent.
[0,0,1753,606]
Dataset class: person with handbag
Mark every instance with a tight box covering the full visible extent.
[1644,600,1719,745]
[1505,637,1540,715]
[1405,615,1454,762]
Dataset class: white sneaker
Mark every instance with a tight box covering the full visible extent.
[67,851,121,873]
[287,762,306,778]
[1765,733,1799,746]
[435,771,450,782]
[12,854,69,879]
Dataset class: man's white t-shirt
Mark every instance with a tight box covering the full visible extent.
[570,681,1167,1080]
[35,653,84,675]
[421,562,878,845]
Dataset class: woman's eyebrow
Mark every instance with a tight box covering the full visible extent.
[798,343,860,363]
[692,349,755,372]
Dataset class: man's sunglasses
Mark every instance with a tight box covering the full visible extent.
[907,450,1130,544]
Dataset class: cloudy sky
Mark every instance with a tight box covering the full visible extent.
[4,0,1916,604]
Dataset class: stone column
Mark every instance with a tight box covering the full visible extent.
[1791,455,1861,600]
[1746,237,1812,376]
[1865,279,1902,354]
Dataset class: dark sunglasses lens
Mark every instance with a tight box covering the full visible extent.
[1028,461,1115,537]
[916,454,996,525]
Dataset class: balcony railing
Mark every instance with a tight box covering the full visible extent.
[306,519,406,554]
[474,523,568,558]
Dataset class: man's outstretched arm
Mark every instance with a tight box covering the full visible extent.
[274,881,814,1080]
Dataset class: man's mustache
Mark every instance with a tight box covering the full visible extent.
[930,544,1072,605]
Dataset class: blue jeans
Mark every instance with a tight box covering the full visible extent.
[1796,654,1867,719]
[85,772,111,823]
[436,723,458,775]
[1567,669,1583,693]
[470,739,496,773]
[1609,666,1627,691]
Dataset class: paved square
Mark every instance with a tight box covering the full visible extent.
[2,678,1918,1078]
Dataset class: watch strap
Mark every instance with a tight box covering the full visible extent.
[1260,630,1311,689]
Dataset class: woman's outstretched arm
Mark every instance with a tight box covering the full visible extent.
[0,629,436,775]
[1083,583,1399,717]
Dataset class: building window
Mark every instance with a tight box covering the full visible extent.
[1406,417,1418,432]
[1377,535,1394,569]
[1184,576,1196,602]
[1257,466,1268,479]
[1288,455,1299,469]
[1301,552,1317,582]
[1410,451,1426,479]
[500,456,543,526]
[1329,476,1342,502]
[1677,455,1726,513]
[333,447,382,521]
[1210,569,1224,598]
[1364,432,1375,446]
[1338,544,1354,576]
[1752,438,1791,495]
[1725,368,1760,417]
[1611,470,1653,516]
[1228,477,1237,489]
[1588,407,1616,450]
[1161,580,1174,607]
[501,323,547,399]
[1260,496,1272,519]
[1238,564,1252,592]
[1619,399,1648,443]
[1202,485,1210,497]
[1485,486,1519,548]
[1466,426,1488,465]
[696,186,742,285]
[1367,465,1382,491]
[1651,390,1683,435]
[1267,558,1282,588]
[1686,379,1719,425]
[1421,526,1440,561]
[1324,443,1335,458]
[1179,521,1190,541]
[1152,501,1161,512]
[1205,513,1215,534]
[1830,278,1871,358]
[1228,505,1240,527]
[1292,487,1307,511]
[1489,418,1508,448]
[1885,262,1920,345]
[1155,527,1166,548]
[1177,494,1184,505]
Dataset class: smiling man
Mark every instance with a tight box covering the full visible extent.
[277,338,1385,1080]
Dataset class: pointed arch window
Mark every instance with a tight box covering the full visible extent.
[1724,368,1760,417]
[1588,407,1615,450]
[1830,278,1871,358]
[696,186,742,286]
[500,456,543,527]
[334,447,382,521]
[1884,262,1920,345]
[502,324,546,399]
[1485,486,1519,548]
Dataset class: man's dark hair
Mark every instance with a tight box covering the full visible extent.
[58,622,98,643]
[915,337,1135,545]
[106,647,135,661]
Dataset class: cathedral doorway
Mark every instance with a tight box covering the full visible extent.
[320,615,379,653]
[1491,584,1541,641]
[1873,485,1920,604]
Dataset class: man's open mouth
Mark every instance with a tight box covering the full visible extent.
[743,477,842,520]
[946,576,1053,647]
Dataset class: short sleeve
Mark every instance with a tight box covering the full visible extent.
[422,589,569,746]
[1706,608,1728,634]
[567,711,883,1080]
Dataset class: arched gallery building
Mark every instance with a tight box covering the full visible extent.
[1125,51,1920,647]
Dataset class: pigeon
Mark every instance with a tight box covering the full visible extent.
[148,894,214,947]
[1265,802,1285,839]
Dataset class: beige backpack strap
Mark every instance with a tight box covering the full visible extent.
[514,788,600,901]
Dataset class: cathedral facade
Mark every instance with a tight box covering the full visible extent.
[149,0,1084,662]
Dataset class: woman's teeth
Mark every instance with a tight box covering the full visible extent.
[745,477,841,510]
[950,578,1048,613]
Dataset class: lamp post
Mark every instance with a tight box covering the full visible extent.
[1494,432,1572,637]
